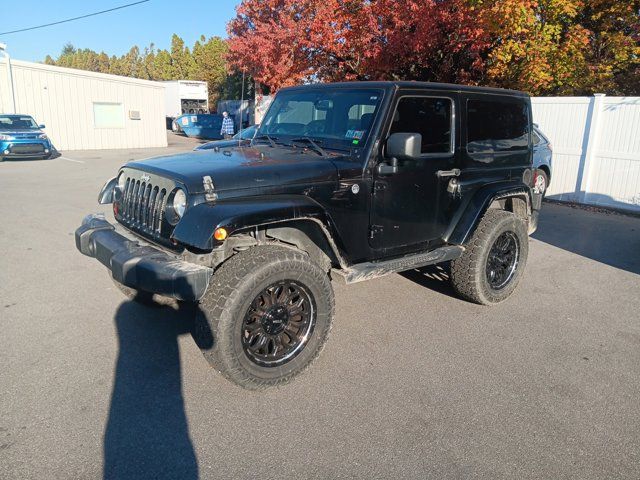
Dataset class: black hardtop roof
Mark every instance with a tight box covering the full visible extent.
[281,80,529,98]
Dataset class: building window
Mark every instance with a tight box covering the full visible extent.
[93,102,124,128]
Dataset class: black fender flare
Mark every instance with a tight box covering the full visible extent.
[98,177,117,204]
[171,194,346,264]
[445,183,532,246]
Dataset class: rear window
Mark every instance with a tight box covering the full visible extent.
[467,99,529,153]
[532,131,541,145]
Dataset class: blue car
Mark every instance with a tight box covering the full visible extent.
[174,113,224,140]
[0,114,54,162]
[533,125,553,196]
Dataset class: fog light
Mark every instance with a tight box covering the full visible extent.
[44,148,50,153]
[3,150,8,155]
[214,227,228,241]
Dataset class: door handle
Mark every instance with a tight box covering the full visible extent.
[436,168,461,178]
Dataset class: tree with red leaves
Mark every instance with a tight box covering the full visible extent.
[228,0,640,95]
[227,0,489,90]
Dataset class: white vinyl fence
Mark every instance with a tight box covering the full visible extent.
[532,95,640,212]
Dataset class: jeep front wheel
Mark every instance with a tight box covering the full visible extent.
[450,209,529,305]
[194,245,334,390]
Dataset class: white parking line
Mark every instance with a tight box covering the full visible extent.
[60,156,85,164]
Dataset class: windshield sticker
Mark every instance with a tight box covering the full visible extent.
[345,129,365,140]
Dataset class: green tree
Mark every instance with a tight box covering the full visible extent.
[193,35,236,106]
[169,34,198,79]
[42,34,248,106]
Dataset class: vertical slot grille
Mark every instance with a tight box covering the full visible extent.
[119,175,169,234]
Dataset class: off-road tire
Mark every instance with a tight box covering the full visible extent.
[194,245,334,390]
[110,276,177,307]
[450,209,529,305]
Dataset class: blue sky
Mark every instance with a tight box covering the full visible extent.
[0,0,240,62]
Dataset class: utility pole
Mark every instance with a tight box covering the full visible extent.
[0,43,16,114]
[239,70,245,134]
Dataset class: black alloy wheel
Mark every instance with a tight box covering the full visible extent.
[485,231,520,290]
[242,281,315,367]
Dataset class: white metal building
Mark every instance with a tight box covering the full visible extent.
[0,58,167,151]
[162,80,209,118]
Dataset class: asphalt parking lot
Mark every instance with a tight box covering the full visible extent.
[2,134,640,479]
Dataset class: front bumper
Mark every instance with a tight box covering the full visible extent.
[75,214,212,301]
[0,139,52,158]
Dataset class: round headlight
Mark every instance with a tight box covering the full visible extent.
[173,189,187,218]
[117,172,126,189]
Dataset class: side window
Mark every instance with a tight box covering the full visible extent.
[532,131,541,145]
[389,97,453,154]
[467,99,528,152]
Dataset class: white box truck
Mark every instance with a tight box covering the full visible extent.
[163,80,209,130]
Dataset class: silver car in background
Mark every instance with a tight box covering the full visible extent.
[533,125,553,196]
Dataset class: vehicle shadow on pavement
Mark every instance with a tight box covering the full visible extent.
[400,263,458,298]
[533,202,640,275]
[103,300,211,480]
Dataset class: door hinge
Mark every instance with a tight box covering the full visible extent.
[369,225,383,239]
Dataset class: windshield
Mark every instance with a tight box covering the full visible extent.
[257,88,383,151]
[235,125,257,140]
[0,115,39,130]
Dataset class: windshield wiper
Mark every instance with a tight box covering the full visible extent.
[290,137,327,157]
[253,134,277,148]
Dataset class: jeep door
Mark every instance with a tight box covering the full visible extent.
[369,90,460,255]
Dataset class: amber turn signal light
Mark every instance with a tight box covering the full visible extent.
[214,227,228,241]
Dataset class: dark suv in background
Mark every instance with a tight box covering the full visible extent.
[76,81,542,389]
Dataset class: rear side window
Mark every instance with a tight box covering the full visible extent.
[532,131,541,145]
[389,97,453,154]
[466,99,528,153]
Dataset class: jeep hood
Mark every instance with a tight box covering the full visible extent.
[125,146,339,193]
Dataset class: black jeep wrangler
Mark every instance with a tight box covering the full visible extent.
[76,81,542,389]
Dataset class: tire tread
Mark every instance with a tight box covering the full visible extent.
[450,209,528,305]
[196,245,334,390]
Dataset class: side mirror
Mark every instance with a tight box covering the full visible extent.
[39,124,46,129]
[386,132,421,160]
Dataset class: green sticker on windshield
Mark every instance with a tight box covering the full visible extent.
[352,139,359,145]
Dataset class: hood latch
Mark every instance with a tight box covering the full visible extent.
[203,175,218,202]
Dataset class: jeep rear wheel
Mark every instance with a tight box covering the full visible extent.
[450,209,529,305]
[194,245,334,390]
